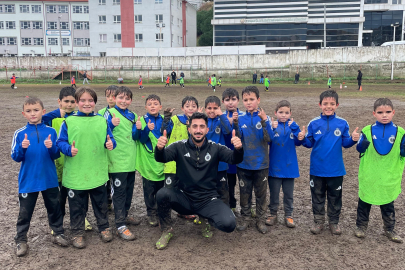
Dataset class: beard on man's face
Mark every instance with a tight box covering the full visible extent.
[190,132,205,143]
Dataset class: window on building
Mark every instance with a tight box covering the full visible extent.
[113,0,120,5]
[62,38,69,45]
[99,34,107,42]
[59,5,68,13]
[0,37,4,45]
[21,38,31,46]
[114,15,121,23]
[74,38,89,46]
[34,38,43,45]
[5,5,15,13]
[156,33,163,41]
[32,5,41,13]
[100,52,106,57]
[33,21,42,29]
[155,0,163,4]
[20,21,30,29]
[85,38,90,46]
[48,38,58,45]
[99,15,106,24]
[73,22,89,30]
[47,22,58,30]
[171,15,174,24]
[20,5,29,13]
[171,34,173,43]
[8,37,17,45]
[73,5,82,13]
[6,21,16,29]
[60,22,69,30]
[0,22,3,29]
[177,18,179,26]
[135,15,142,23]
[135,33,143,42]
[114,34,121,42]
[47,5,56,13]
[99,0,106,5]
[156,14,163,23]
[134,0,142,4]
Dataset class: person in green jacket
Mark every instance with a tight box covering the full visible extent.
[134,94,165,227]
[211,74,217,92]
[355,98,405,243]
[264,75,270,91]
[327,75,332,89]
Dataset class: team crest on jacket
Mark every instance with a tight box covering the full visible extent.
[205,152,211,161]
[334,128,341,137]
[68,190,75,198]
[290,133,294,139]
[215,126,221,134]
[114,178,121,187]
[256,122,262,129]
[389,135,395,144]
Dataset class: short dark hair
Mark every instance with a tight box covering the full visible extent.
[23,97,44,109]
[374,98,394,111]
[242,86,260,99]
[75,87,98,104]
[275,100,291,112]
[105,85,118,96]
[114,86,133,99]
[205,96,221,108]
[319,90,338,104]
[188,112,208,127]
[222,88,239,101]
[145,94,161,105]
[59,86,76,100]
[182,96,198,108]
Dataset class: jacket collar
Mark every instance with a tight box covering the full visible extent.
[187,136,208,150]
[26,122,45,129]
[320,113,336,120]
[375,121,393,127]
[76,111,96,116]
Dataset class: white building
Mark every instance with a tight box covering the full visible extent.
[88,0,197,57]
[0,0,90,56]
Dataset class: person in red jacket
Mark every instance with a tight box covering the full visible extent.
[71,76,76,88]
[11,73,19,89]
[165,75,170,87]
[138,75,144,89]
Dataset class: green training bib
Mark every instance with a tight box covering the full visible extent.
[52,117,65,182]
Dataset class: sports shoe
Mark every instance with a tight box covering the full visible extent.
[193,216,202,225]
[285,216,296,228]
[16,242,28,257]
[177,214,196,220]
[72,236,86,249]
[265,215,277,226]
[85,218,92,231]
[354,227,366,238]
[329,223,342,235]
[236,218,248,231]
[126,216,141,226]
[52,234,69,247]
[256,220,268,234]
[117,226,136,241]
[310,222,324,234]
[384,230,403,243]
[156,228,174,250]
[201,219,213,238]
[100,228,113,242]
[148,215,159,227]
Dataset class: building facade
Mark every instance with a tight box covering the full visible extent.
[0,0,90,56]
[212,0,405,50]
[89,0,197,57]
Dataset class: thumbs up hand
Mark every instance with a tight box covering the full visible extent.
[22,133,30,149]
[298,126,306,141]
[44,134,52,149]
[157,130,168,150]
[288,118,294,126]
[147,119,155,131]
[71,140,78,157]
[271,117,278,129]
[136,116,142,130]
[112,113,120,127]
[106,135,114,150]
[352,127,360,141]
[230,129,242,149]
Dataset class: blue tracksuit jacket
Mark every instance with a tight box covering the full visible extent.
[206,114,232,171]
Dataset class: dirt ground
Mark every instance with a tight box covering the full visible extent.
[2,82,405,270]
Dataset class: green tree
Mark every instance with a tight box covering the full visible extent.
[197,5,213,46]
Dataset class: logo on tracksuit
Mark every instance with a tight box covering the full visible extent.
[205,152,211,161]
[68,190,75,198]
[239,180,245,187]
[215,126,221,134]
[21,193,28,198]
[290,133,294,139]
[114,178,121,187]
[166,177,172,185]
[256,122,262,129]
[334,128,341,137]
[310,179,314,188]
[389,135,395,144]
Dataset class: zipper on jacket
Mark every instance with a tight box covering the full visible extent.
[283,122,286,135]
[327,116,329,131]
[251,114,253,125]
[383,124,385,138]
[195,146,200,170]
[35,125,40,143]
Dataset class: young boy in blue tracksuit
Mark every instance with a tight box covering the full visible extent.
[234,86,274,234]
[205,96,232,205]
[12,97,68,257]
[299,90,359,235]
[266,100,302,229]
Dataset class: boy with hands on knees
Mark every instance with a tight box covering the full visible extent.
[299,90,359,235]
[12,97,68,257]
[56,87,116,249]
[354,98,405,243]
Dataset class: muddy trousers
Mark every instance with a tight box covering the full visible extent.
[237,168,268,220]
[68,184,109,236]
[142,177,164,217]
[356,198,395,231]
[268,177,294,216]
[15,187,64,243]
[310,175,343,224]
[110,172,136,228]
[157,187,236,232]
[227,173,237,208]
[59,182,68,217]
[216,171,229,206]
